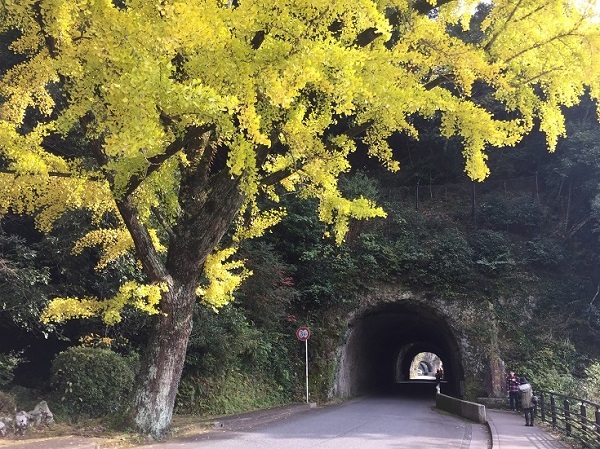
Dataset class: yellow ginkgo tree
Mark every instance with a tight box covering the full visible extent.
[1,0,599,438]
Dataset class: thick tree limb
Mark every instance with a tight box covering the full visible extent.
[260,168,294,187]
[80,114,170,282]
[117,196,170,282]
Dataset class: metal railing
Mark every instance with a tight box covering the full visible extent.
[537,390,600,448]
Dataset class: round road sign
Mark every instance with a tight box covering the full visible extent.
[296,326,310,341]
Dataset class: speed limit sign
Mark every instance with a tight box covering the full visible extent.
[296,326,311,403]
[296,326,310,341]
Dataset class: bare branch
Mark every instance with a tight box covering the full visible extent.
[590,283,600,306]
[151,206,176,242]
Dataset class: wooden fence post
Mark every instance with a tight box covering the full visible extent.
[540,393,545,422]
[565,399,571,436]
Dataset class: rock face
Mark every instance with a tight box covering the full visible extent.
[0,401,54,437]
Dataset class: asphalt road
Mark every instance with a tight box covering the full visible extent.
[148,395,489,449]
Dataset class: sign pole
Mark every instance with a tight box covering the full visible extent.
[295,326,311,404]
[305,338,309,403]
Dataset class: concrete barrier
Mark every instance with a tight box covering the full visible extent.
[436,393,487,424]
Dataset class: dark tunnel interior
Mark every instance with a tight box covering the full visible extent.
[334,301,465,399]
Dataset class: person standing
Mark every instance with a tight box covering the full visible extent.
[435,368,443,393]
[506,370,521,411]
[519,376,535,426]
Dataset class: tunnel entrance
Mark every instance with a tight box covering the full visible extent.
[334,300,464,399]
[408,351,442,380]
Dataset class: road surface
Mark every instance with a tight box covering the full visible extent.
[147,395,489,449]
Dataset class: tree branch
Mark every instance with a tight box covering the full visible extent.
[484,0,524,52]
[260,168,294,187]
[121,122,215,199]
[0,168,102,179]
[355,28,383,47]
[423,74,456,90]
[117,196,170,282]
[590,283,600,306]
[345,120,373,138]
[31,1,58,58]
[259,121,373,186]
[80,114,169,282]
[151,206,176,242]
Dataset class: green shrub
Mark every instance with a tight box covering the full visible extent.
[0,351,23,387]
[470,230,515,275]
[427,231,474,291]
[50,347,138,418]
[479,195,541,235]
[6,385,42,412]
[176,370,287,416]
[524,237,566,269]
[0,391,16,415]
[578,361,600,402]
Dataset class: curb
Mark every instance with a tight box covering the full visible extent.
[485,417,500,448]
[210,402,318,432]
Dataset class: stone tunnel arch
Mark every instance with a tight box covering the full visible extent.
[408,351,442,379]
[333,300,465,398]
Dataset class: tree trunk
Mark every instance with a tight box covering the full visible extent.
[124,168,246,438]
[126,281,196,438]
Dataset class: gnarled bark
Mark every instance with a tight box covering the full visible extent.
[124,165,245,438]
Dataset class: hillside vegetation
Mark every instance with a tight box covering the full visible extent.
[1,103,600,421]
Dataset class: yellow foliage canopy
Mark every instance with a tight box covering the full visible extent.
[1,0,599,323]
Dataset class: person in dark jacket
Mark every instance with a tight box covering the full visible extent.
[506,370,521,411]
[519,376,535,426]
[435,368,443,393]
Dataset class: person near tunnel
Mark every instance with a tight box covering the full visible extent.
[506,370,521,412]
[435,368,443,393]
[519,376,535,426]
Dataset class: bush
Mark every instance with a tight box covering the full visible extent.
[50,347,138,418]
[0,352,23,387]
[6,385,41,412]
[176,370,287,416]
[524,237,565,270]
[0,391,16,415]
[427,231,474,291]
[579,361,600,402]
[479,195,541,235]
[470,230,515,275]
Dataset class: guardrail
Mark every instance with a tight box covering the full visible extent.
[537,390,600,448]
